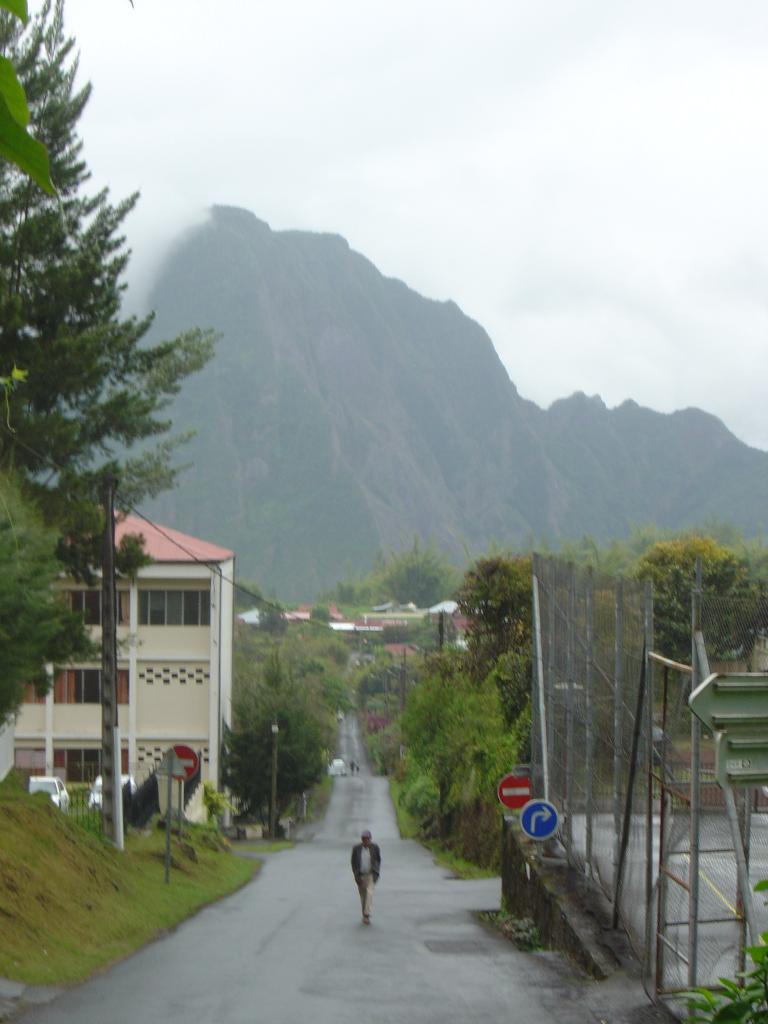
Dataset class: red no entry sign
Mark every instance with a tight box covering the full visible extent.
[497,772,531,810]
[172,744,200,781]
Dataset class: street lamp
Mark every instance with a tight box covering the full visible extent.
[270,721,279,838]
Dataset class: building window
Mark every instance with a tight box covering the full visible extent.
[68,590,130,625]
[55,747,101,783]
[138,589,210,626]
[14,748,45,772]
[54,669,128,703]
[70,589,101,625]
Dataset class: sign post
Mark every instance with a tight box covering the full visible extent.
[158,748,187,884]
[689,671,768,943]
[689,673,768,787]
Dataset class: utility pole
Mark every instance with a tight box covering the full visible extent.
[270,721,279,838]
[399,650,406,713]
[101,474,118,844]
[438,611,445,650]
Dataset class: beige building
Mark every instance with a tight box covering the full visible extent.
[14,516,234,787]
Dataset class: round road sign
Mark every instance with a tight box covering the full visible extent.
[519,799,559,841]
[172,744,199,781]
[497,772,531,810]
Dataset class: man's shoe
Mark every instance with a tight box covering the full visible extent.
[363,914,370,924]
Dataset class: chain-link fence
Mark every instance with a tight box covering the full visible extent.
[531,557,768,999]
[531,555,652,964]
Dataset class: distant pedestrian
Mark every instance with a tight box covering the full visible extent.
[351,829,381,924]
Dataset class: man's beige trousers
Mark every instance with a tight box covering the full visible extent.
[356,873,375,917]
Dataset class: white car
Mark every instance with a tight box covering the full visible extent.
[88,774,138,809]
[328,758,347,777]
[28,776,70,812]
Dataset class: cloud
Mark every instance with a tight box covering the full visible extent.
[62,0,768,450]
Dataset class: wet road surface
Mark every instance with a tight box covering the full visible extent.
[17,716,635,1023]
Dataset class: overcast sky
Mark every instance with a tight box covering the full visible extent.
[62,0,768,450]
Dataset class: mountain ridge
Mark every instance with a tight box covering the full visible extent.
[143,206,767,599]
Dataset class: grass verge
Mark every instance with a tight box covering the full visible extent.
[0,771,258,985]
[388,778,496,880]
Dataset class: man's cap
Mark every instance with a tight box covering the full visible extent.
[361,829,372,838]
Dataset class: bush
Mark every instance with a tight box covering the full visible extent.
[401,772,439,824]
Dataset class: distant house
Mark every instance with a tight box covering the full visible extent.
[13,516,234,788]
[284,605,312,623]
[237,607,262,626]
[329,621,385,635]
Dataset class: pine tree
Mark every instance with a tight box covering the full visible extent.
[0,0,215,576]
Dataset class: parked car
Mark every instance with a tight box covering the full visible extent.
[328,758,347,777]
[88,774,138,809]
[28,776,70,813]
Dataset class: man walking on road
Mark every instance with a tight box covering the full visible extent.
[351,829,381,924]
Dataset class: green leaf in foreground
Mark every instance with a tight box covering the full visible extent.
[0,94,54,193]
[0,0,28,23]
[0,54,29,125]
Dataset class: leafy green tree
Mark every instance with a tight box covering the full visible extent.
[0,0,53,193]
[326,539,459,609]
[310,603,330,623]
[223,652,331,824]
[380,538,459,607]
[401,651,518,832]
[634,536,754,662]
[0,1,214,576]
[456,555,532,682]
[0,472,91,720]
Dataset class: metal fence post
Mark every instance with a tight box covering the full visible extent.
[547,559,556,798]
[565,562,576,854]
[689,559,702,987]
[531,556,541,799]
[532,563,550,802]
[585,568,595,874]
[613,579,624,884]
[643,580,654,978]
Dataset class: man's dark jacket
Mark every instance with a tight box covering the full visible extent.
[351,842,381,882]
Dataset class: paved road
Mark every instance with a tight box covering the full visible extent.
[17,717,662,1023]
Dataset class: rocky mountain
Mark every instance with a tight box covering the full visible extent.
[143,206,768,600]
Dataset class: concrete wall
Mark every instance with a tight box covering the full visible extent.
[501,818,621,980]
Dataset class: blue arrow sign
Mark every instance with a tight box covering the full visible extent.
[519,799,559,841]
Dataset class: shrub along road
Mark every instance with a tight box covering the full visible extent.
[14,717,665,1023]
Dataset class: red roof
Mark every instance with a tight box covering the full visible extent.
[115,515,233,564]
[384,643,419,657]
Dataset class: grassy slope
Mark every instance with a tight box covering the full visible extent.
[0,772,257,984]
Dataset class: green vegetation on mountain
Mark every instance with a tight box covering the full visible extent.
[144,206,768,601]
[324,538,460,608]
